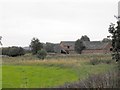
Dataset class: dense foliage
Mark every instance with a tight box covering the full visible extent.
[109,20,120,87]
[102,38,111,42]
[37,49,47,59]
[2,46,25,57]
[80,35,90,41]
[75,39,85,54]
[109,21,120,62]
[45,42,55,53]
[30,37,43,55]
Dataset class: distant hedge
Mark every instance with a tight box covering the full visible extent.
[2,46,25,57]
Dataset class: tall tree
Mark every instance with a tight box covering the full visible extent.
[45,42,55,53]
[80,35,90,41]
[109,21,120,62]
[102,38,112,42]
[75,39,85,54]
[29,37,43,55]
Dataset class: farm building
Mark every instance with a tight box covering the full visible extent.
[53,41,111,54]
[60,41,75,54]
[82,41,112,54]
[53,44,62,53]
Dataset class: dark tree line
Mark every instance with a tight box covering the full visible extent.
[2,46,25,57]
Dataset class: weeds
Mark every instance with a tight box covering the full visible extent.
[89,58,113,65]
[2,53,116,88]
[59,69,119,88]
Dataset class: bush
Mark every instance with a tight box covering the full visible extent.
[45,42,55,53]
[75,39,85,54]
[37,49,47,60]
[90,58,101,65]
[58,70,119,88]
[2,46,25,57]
[90,58,113,65]
[30,38,43,55]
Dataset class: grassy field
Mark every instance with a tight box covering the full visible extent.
[2,54,116,88]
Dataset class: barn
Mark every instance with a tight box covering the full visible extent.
[60,41,75,54]
[82,41,112,54]
[53,41,112,54]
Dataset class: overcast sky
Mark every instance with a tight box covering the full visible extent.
[0,0,119,47]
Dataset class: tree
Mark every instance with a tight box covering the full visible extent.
[45,42,55,53]
[2,46,25,57]
[37,49,47,60]
[30,38,43,55]
[80,35,90,41]
[75,39,85,54]
[102,38,111,42]
[109,21,120,62]
[109,20,120,88]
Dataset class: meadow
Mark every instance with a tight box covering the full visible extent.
[2,54,116,88]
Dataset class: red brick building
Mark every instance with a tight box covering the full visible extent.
[82,41,112,54]
[54,41,112,54]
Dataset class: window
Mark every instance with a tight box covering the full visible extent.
[67,46,70,49]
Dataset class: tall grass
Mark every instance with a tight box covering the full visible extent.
[59,69,119,88]
[2,53,116,88]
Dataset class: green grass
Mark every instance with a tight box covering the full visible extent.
[2,65,78,88]
[2,54,116,88]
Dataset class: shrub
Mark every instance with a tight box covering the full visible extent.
[30,38,43,55]
[2,46,25,57]
[90,58,100,65]
[59,70,119,88]
[45,42,55,53]
[75,39,85,54]
[37,49,47,60]
[90,58,113,65]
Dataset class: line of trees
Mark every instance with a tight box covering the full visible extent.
[1,37,47,59]
[2,46,25,57]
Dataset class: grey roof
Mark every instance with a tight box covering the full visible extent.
[60,41,75,43]
[60,41,110,50]
[60,41,75,51]
[53,44,62,53]
[60,41,75,46]
[83,41,109,50]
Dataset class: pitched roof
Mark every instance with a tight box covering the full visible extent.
[60,41,75,46]
[60,41,75,44]
[83,41,110,50]
[53,44,62,52]
[60,41,110,50]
